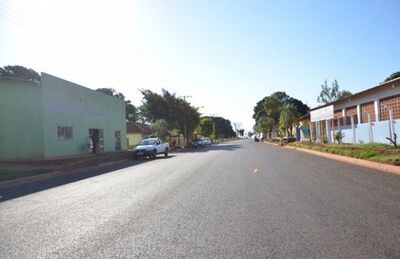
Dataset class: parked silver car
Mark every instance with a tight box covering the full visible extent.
[201,137,212,146]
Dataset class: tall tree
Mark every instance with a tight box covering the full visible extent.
[263,96,281,122]
[0,65,40,82]
[151,119,170,141]
[198,117,215,137]
[126,100,139,122]
[384,71,400,82]
[337,90,352,100]
[256,116,275,135]
[140,89,201,144]
[209,116,236,138]
[286,97,309,116]
[279,104,300,137]
[317,80,340,104]
[253,91,309,137]
[317,80,352,104]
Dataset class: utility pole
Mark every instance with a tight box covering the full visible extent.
[181,95,192,146]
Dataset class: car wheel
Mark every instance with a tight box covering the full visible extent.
[151,150,157,159]
[164,148,169,157]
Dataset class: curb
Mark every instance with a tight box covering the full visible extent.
[0,159,131,188]
[283,145,400,176]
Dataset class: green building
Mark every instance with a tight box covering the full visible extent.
[0,73,126,160]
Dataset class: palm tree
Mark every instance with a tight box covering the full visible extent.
[279,104,300,137]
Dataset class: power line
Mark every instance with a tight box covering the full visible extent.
[339,0,389,83]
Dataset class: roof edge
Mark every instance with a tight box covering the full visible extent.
[310,77,400,111]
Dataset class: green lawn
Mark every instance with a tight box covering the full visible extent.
[289,142,400,166]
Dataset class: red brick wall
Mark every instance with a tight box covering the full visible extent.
[379,94,400,121]
[333,110,343,127]
[345,106,357,125]
[360,102,375,123]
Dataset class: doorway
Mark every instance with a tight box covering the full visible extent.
[89,128,104,153]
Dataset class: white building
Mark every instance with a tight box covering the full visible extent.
[310,77,400,144]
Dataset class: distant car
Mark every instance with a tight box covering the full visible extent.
[191,138,205,148]
[133,138,170,160]
[201,137,212,146]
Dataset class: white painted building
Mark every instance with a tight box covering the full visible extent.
[310,77,400,144]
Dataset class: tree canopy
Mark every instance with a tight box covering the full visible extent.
[208,116,236,138]
[384,71,400,82]
[198,117,215,137]
[0,65,41,82]
[317,80,352,104]
[253,91,309,136]
[151,119,170,141]
[279,103,300,136]
[256,116,275,135]
[140,89,201,142]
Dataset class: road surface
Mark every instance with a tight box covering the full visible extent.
[1,140,400,258]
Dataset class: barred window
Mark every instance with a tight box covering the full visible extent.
[333,110,343,127]
[360,102,375,123]
[379,94,400,121]
[345,106,357,125]
[58,126,73,139]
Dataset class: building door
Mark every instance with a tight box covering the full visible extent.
[89,128,104,153]
[115,130,121,151]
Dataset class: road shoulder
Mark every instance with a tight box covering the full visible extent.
[263,141,400,176]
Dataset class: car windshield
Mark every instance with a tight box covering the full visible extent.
[139,140,156,146]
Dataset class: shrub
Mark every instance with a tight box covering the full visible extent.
[334,131,345,144]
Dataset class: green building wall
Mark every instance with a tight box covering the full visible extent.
[0,73,127,160]
[41,73,127,158]
[0,78,44,160]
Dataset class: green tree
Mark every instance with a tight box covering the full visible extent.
[263,96,281,123]
[209,116,235,139]
[279,104,300,137]
[337,90,352,100]
[140,89,201,144]
[317,80,352,104]
[126,100,139,122]
[253,92,309,138]
[384,71,400,82]
[0,65,40,82]
[198,117,215,137]
[317,80,340,104]
[151,119,170,141]
[256,116,275,135]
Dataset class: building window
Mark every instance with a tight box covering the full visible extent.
[333,110,343,127]
[58,126,73,139]
[115,130,121,151]
[379,94,400,121]
[345,106,357,125]
[360,101,375,123]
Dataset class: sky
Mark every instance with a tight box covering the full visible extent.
[1,0,399,131]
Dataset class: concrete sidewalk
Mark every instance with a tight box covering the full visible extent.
[0,151,133,185]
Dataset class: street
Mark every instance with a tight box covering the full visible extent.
[1,140,400,258]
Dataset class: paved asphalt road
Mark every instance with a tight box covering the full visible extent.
[1,140,400,258]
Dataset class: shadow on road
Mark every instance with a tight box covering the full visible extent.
[0,155,175,202]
